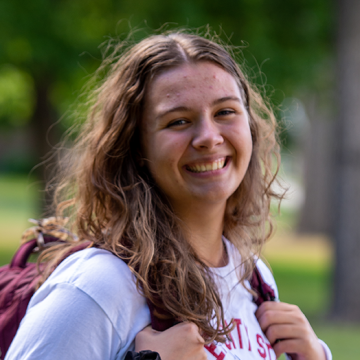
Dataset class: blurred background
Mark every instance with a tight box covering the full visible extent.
[1,0,360,357]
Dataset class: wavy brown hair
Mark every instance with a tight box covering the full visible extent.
[38,31,282,343]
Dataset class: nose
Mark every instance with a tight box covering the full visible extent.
[191,116,224,150]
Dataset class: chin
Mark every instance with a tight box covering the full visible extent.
[192,189,235,204]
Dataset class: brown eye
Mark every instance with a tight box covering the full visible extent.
[168,119,188,127]
[216,109,235,117]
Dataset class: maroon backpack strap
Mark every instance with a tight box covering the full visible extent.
[249,264,276,306]
[146,298,179,331]
[0,236,93,360]
[10,236,61,269]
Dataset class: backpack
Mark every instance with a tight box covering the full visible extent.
[0,229,275,360]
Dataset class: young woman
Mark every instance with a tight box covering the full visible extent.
[6,32,331,360]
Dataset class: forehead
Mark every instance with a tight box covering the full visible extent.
[144,62,242,109]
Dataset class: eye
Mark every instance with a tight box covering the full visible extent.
[167,119,188,127]
[216,109,236,117]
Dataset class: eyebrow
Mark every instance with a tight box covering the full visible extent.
[157,96,242,120]
[157,106,190,120]
[212,96,242,106]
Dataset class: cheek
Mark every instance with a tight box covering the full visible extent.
[231,126,253,157]
[146,136,183,176]
[246,133,253,157]
[154,133,185,158]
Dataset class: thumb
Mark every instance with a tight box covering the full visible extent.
[142,325,160,334]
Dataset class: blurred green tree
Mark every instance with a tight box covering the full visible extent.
[332,0,360,321]
[0,0,122,180]
[0,0,334,134]
[0,0,336,265]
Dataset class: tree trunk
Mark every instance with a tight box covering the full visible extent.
[29,75,59,215]
[297,99,335,235]
[332,0,360,320]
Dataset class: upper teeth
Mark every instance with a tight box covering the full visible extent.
[187,158,226,173]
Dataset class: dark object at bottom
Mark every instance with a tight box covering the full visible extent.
[125,350,161,360]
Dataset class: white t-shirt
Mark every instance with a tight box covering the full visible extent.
[5,239,331,360]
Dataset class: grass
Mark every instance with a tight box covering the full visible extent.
[271,263,332,320]
[1,174,359,359]
[0,174,40,254]
[271,261,360,359]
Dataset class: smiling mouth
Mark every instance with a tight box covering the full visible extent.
[186,157,227,173]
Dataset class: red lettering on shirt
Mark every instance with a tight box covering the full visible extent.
[205,343,225,360]
[256,334,267,359]
[266,342,273,360]
[245,325,252,351]
[225,320,236,350]
[233,318,243,349]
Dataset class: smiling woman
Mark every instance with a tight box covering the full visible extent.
[140,62,253,267]
[141,62,252,218]
[5,31,331,360]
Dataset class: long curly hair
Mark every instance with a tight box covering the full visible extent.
[38,31,282,343]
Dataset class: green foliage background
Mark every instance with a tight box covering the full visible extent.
[0,0,334,134]
[1,1,353,358]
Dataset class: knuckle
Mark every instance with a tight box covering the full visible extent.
[261,310,274,327]
[290,304,301,313]
[293,307,307,322]
[186,322,200,334]
[260,301,272,311]
[266,325,277,343]
[135,331,146,341]
[273,340,285,356]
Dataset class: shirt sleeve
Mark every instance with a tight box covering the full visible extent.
[5,283,121,360]
[318,339,332,360]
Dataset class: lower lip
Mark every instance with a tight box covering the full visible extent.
[183,157,231,178]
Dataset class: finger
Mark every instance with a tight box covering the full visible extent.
[257,310,306,334]
[264,324,305,345]
[256,304,305,333]
[272,338,308,359]
[171,322,205,344]
[255,301,297,320]
[142,325,160,334]
[183,322,205,344]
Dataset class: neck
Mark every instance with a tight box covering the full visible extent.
[174,201,228,267]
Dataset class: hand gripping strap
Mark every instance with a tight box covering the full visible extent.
[145,298,179,332]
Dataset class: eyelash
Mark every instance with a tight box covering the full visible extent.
[167,109,236,127]
[168,119,188,127]
[216,109,235,116]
